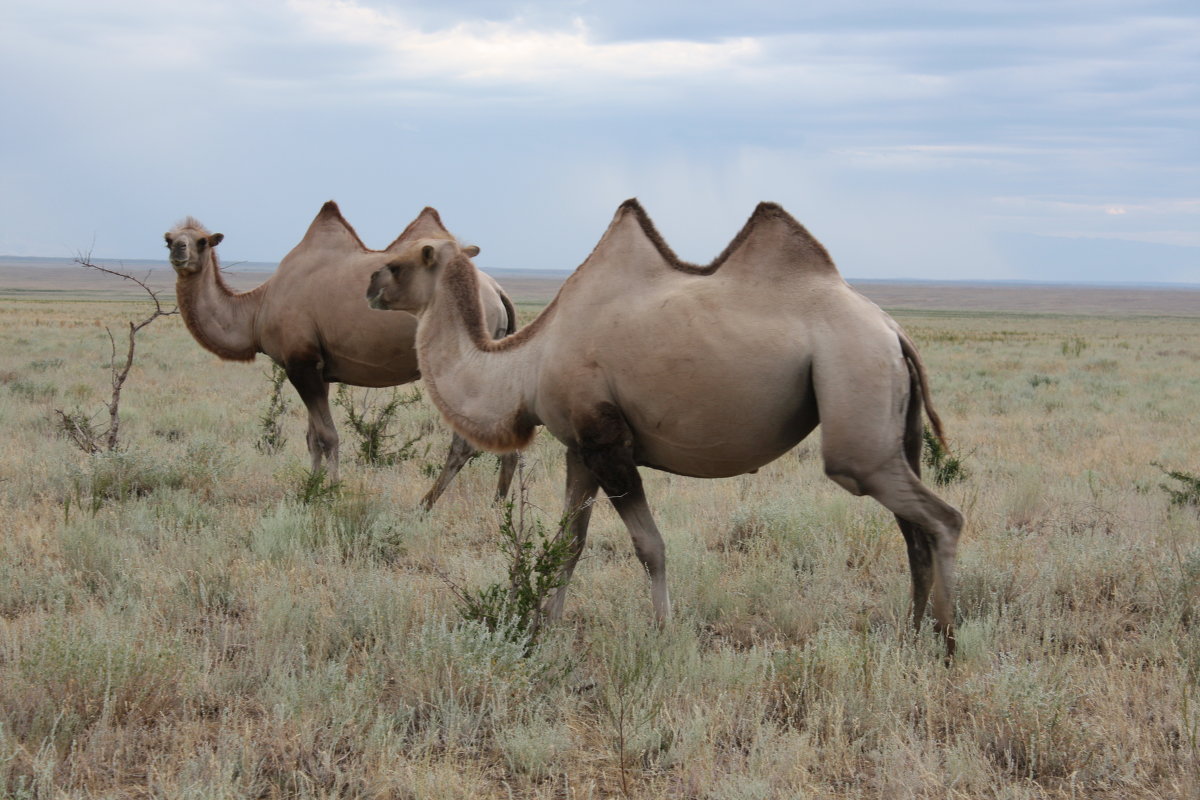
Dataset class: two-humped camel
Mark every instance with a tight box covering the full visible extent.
[164,201,517,509]
[366,199,964,655]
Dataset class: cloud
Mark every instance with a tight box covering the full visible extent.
[283,0,762,91]
[988,197,1200,248]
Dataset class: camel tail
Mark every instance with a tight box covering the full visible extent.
[898,330,948,451]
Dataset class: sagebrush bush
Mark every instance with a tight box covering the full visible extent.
[1,612,191,752]
[65,448,187,510]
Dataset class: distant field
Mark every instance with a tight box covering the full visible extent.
[1,263,1198,797]
[4,257,1198,315]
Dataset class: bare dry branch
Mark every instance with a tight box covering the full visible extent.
[54,253,180,452]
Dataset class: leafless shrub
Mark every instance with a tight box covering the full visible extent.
[53,253,177,453]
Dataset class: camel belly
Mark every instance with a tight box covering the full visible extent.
[630,414,816,478]
[623,382,818,478]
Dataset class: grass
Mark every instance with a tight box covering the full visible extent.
[0,295,1198,797]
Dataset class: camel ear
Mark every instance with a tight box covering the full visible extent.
[463,245,480,258]
[421,240,458,268]
[210,233,224,247]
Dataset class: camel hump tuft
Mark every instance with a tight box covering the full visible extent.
[616,197,646,216]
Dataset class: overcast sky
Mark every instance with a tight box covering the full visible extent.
[1,0,1196,283]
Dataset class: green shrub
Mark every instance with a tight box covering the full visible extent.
[289,467,342,506]
[1153,463,1200,509]
[922,426,969,486]
[256,363,290,455]
[1061,336,1088,357]
[334,385,427,466]
[55,408,102,453]
[457,496,574,649]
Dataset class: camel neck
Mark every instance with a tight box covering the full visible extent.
[175,256,263,362]
[415,257,540,452]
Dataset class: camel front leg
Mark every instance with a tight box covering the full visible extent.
[420,436,521,511]
[543,448,600,621]
[285,363,339,482]
[420,432,477,510]
[494,452,518,505]
[608,484,671,624]
[575,402,671,624]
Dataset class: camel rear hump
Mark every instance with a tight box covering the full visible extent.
[717,202,842,282]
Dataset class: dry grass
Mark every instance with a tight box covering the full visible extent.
[0,291,1197,798]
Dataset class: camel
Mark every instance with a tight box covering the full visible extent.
[365,199,965,655]
[164,201,518,509]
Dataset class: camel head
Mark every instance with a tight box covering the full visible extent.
[164,218,224,275]
[367,238,479,315]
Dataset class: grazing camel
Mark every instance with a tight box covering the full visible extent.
[366,199,964,655]
[164,201,517,509]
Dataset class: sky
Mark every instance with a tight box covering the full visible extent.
[1,0,1197,283]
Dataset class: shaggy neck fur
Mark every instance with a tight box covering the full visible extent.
[416,253,540,452]
[174,235,262,362]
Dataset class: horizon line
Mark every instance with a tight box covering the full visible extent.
[2,254,1197,290]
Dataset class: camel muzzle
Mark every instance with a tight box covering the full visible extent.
[365,272,387,310]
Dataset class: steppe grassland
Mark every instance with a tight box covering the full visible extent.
[0,294,1197,799]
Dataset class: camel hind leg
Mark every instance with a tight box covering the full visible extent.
[897,356,935,635]
[860,461,962,656]
[816,349,962,657]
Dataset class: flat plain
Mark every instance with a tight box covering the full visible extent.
[1,261,1198,798]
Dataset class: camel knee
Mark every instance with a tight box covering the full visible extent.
[927,506,964,553]
[824,462,869,496]
[630,538,666,577]
[307,427,337,457]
